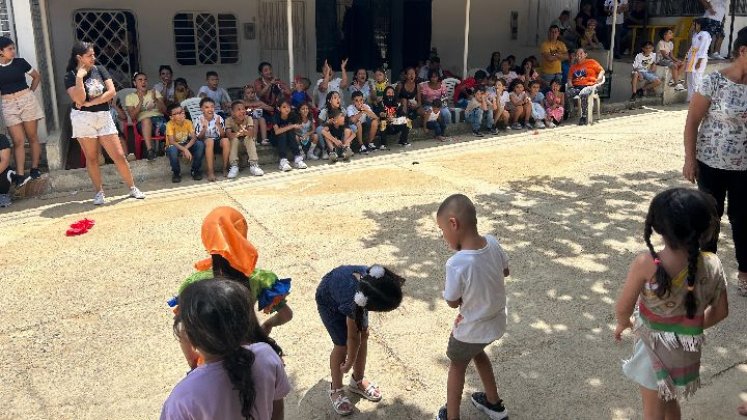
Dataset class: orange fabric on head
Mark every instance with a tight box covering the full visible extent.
[194,207,258,276]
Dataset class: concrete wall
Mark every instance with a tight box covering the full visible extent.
[46,0,316,106]
[431,0,577,77]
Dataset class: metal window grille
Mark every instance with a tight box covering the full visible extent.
[648,0,747,19]
[73,10,139,90]
[0,0,15,39]
[173,12,238,66]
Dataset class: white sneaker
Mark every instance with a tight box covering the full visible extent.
[379,144,388,151]
[322,151,330,160]
[307,149,320,160]
[547,121,556,128]
[129,186,146,199]
[342,147,354,160]
[367,143,377,151]
[279,158,292,172]
[293,155,308,169]
[536,121,546,129]
[674,83,685,91]
[359,144,368,153]
[93,191,105,205]
[248,163,264,176]
[227,165,239,179]
[710,52,725,60]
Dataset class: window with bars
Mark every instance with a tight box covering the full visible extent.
[173,13,239,65]
[0,0,14,39]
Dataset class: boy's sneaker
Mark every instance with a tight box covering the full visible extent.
[472,129,484,137]
[307,149,320,160]
[578,116,588,126]
[129,186,146,199]
[191,170,203,181]
[30,168,41,179]
[248,163,264,176]
[379,144,388,151]
[0,193,11,208]
[147,148,156,161]
[510,122,522,130]
[279,158,292,172]
[435,406,448,420]
[470,392,508,420]
[293,155,308,169]
[93,191,105,206]
[329,151,338,163]
[359,144,368,153]
[227,165,239,179]
[674,83,685,91]
[367,143,377,151]
[172,173,182,183]
[342,147,354,160]
[536,121,546,129]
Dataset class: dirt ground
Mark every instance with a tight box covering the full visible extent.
[1,106,745,420]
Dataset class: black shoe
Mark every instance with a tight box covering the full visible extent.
[13,173,31,187]
[435,405,448,420]
[191,171,203,181]
[636,88,644,98]
[472,129,484,137]
[470,392,508,420]
[578,116,588,126]
[629,93,638,101]
[147,148,156,161]
[172,173,182,183]
[30,168,41,179]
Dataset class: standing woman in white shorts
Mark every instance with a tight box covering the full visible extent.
[0,36,44,187]
[64,41,144,205]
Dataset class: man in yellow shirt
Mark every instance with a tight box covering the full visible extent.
[165,103,205,183]
[540,25,569,85]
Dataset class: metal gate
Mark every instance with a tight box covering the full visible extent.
[73,10,139,90]
[259,1,307,80]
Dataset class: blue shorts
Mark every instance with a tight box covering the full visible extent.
[703,18,725,37]
[317,303,350,346]
[636,70,660,82]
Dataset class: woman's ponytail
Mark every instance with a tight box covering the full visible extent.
[223,346,257,420]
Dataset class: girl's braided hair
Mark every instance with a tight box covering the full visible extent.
[643,188,718,318]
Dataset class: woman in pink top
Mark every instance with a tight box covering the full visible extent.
[161,278,290,420]
[418,69,452,130]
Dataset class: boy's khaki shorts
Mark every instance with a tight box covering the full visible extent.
[446,334,490,363]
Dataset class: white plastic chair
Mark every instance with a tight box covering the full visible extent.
[442,78,462,123]
[569,74,604,124]
[181,97,203,121]
[467,67,483,78]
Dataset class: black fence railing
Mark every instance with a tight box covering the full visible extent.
[648,0,747,17]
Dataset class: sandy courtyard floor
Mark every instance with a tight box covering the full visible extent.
[1,107,745,420]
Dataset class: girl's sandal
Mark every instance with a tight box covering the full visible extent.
[348,375,383,402]
[329,387,353,416]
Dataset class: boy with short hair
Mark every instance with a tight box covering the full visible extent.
[291,77,313,109]
[436,194,510,420]
[685,18,713,101]
[165,103,205,183]
[321,108,355,163]
[465,87,490,137]
[630,41,662,103]
[225,100,264,179]
[198,71,231,119]
[194,97,230,182]
[346,91,379,153]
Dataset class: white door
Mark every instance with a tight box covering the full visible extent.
[259,1,307,82]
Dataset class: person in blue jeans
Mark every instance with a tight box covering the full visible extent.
[165,103,205,183]
[465,87,490,137]
[425,98,448,141]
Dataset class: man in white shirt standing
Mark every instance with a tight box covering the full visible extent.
[700,0,728,59]
[685,18,713,101]
[604,0,629,59]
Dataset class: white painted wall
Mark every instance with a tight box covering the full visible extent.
[46,0,315,106]
[431,0,577,77]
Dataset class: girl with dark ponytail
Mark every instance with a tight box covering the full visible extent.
[315,264,405,415]
[615,188,729,416]
[162,278,289,420]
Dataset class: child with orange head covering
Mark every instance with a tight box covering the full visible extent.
[170,206,293,369]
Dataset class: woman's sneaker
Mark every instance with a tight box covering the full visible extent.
[93,191,105,206]
[129,187,146,199]
[30,168,41,179]
[0,193,11,208]
[279,158,292,171]
[248,163,264,176]
[307,149,320,160]
[470,392,508,420]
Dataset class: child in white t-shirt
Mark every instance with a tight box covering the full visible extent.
[316,59,349,108]
[435,194,510,420]
[630,41,662,102]
[685,18,713,101]
[198,71,231,118]
[657,28,686,90]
